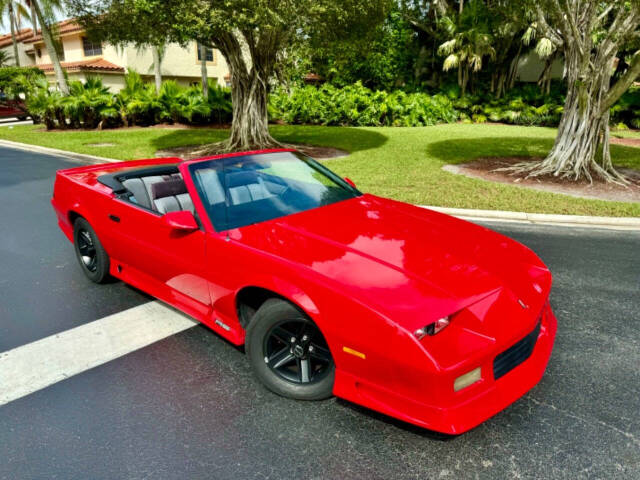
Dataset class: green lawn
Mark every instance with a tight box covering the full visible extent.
[1,123,639,217]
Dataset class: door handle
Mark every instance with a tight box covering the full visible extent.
[108,214,120,223]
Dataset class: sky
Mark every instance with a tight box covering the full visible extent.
[1,9,66,35]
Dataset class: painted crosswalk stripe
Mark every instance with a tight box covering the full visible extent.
[0,301,197,406]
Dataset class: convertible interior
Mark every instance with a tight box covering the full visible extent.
[99,164,287,216]
[99,165,195,215]
[97,153,354,231]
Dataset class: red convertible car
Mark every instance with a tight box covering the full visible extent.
[52,149,557,434]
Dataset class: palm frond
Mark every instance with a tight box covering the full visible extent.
[535,38,555,58]
[442,54,459,71]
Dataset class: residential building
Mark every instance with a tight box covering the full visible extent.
[0,28,34,67]
[0,19,230,92]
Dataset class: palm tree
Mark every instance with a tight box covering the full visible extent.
[0,0,29,66]
[25,0,69,94]
[437,0,495,96]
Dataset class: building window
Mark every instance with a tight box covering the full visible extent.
[36,48,42,58]
[197,43,214,62]
[83,37,103,57]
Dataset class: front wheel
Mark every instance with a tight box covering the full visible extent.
[73,217,110,283]
[246,299,335,400]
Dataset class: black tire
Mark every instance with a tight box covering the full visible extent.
[73,217,110,283]
[17,116,28,121]
[246,298,335,401]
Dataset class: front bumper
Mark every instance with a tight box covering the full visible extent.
[333,304,557,434]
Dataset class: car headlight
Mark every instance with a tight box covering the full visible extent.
[413,316,451,339]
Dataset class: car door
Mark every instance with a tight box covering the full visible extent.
[105,197,212,319]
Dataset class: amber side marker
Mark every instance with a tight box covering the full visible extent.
[343,346,366,359]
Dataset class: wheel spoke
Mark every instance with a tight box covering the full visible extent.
[269,346,295,369]
[263,319,333,385]
[271,326,292,345]
[309,344,331,363]
[299,358,311,382]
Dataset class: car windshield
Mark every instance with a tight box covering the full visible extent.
[189,151,361,231]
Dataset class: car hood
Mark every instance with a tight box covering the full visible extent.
[230,194,552,331]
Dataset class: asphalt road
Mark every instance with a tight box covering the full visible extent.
[0,145,639,479]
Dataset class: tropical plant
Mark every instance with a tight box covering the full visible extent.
[205,80,232,124]
[437,0,496,96]
[0,0,30,67]
[269,82,458,127]
[63,76,118,128]
[25,76,64,129]
[0,50,14,67]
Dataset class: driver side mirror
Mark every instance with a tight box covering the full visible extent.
[344,177,357,189]
[163,210,199,232]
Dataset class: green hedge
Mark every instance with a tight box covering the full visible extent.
[269,82,459,127]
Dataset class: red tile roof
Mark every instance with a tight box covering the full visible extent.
[37,59,124,73]
[0,28,34,48]
[24,19,84,44]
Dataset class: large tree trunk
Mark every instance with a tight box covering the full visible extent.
[226,68,277,151]
[523,47,622,183]
[9,2,20,66]
[216,32,280,151]
[151,45,163,93]
[31,0,68,95]
[199,44,209,97]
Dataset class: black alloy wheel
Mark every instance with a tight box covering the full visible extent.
[263,319,333,385]
[246,298,335,400]
[73,217,110,283]
[77,229,97,273]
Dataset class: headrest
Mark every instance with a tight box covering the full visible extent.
[225,171,260,188]
[151,178,188,199]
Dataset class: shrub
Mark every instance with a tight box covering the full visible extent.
[24,71,233,130]
[269,82,458,127]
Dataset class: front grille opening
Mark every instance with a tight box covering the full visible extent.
[493,321,541,380]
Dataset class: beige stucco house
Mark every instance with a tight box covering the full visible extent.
[0,19,230,92]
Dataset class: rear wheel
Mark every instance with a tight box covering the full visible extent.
[246,299,334,400]
[73,218,110,283]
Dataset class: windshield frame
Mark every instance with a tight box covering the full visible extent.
[181,149,361,233]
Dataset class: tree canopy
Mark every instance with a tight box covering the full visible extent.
[68,0,390,150]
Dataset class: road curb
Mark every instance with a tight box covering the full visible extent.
[0,139,120,164]
[423,206,640,231]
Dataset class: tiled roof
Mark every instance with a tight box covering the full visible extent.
[0,28,34,48]
[37,59,124,73]
[24,19,84,44]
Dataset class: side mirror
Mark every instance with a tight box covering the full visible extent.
[163,210,199,232]
[344,177,357,189]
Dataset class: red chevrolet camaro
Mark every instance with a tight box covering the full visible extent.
[52,149,557,434]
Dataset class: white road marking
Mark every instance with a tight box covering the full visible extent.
[0,301,197,406]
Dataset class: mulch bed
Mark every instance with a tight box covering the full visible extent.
[610,136,640,148]
[444,157,640,203]
[155,143,349,161]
